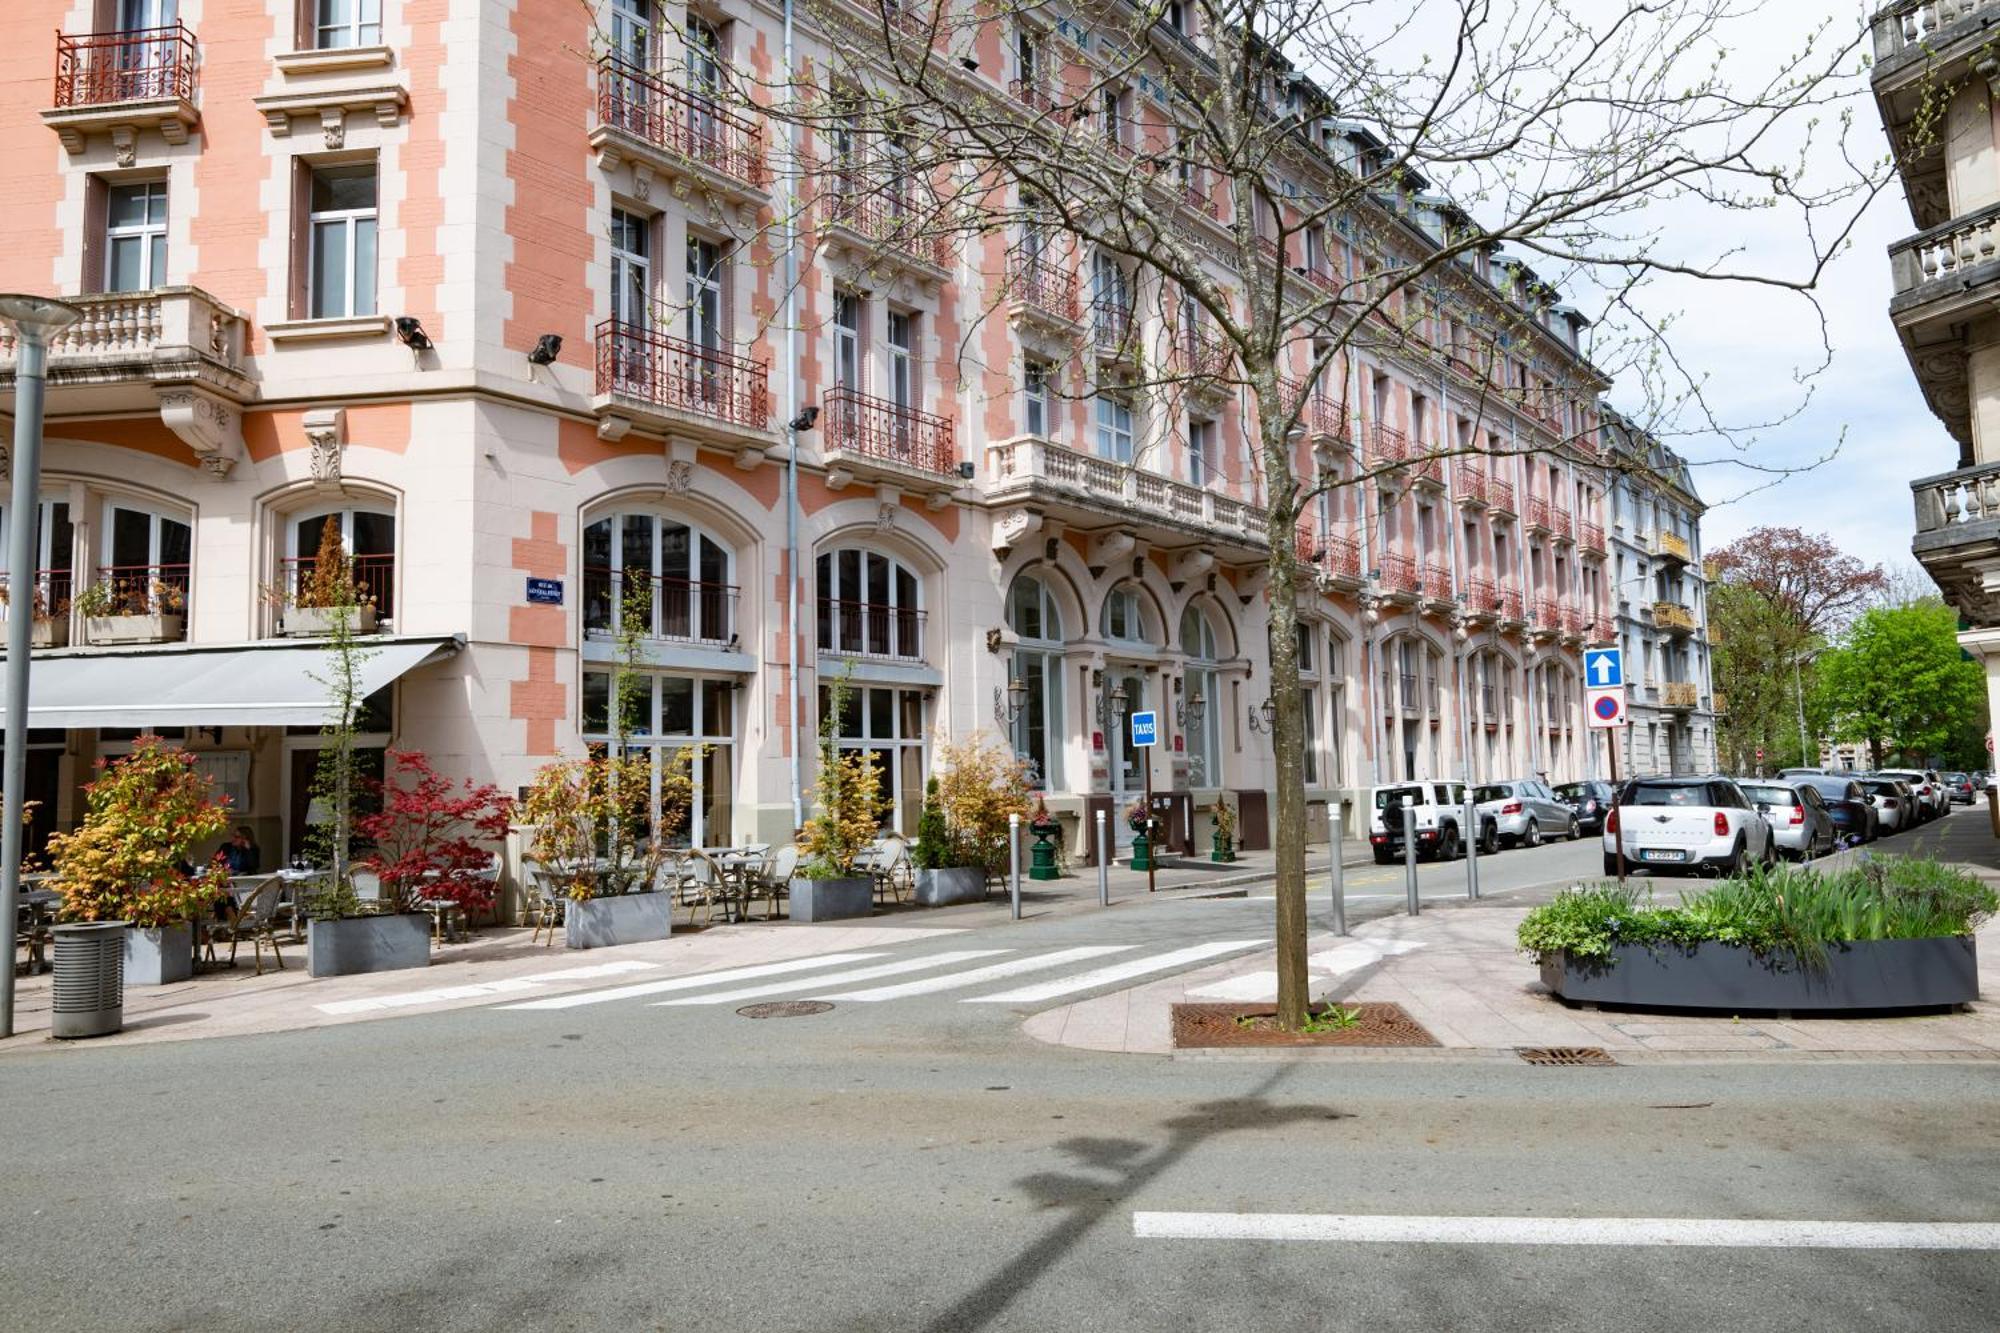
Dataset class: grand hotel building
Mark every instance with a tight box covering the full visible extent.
[0,0,1712,872]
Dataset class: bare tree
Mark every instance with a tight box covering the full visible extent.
[608,0,1886,1026]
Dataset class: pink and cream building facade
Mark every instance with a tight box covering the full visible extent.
[0,0,1627,867]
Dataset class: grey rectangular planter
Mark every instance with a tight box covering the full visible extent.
[86,613,184,645]
[565,890,672,949]
[1541,936,1979,1013]
[308,913,431,977]
[789,876,873,922]
[282,605,377,638]
[123,922,193,986]
[915,867,987,907]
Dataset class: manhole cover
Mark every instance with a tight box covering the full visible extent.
[737,1001,834,1019]
[1516,1046,1617,1066]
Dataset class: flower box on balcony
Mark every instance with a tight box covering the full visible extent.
[30,620,68,649]
[282,605,377,639]
[85,613,184,646]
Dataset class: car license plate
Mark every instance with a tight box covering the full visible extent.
[1640,849,1686,863]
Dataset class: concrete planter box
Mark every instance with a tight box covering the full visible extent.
[307,913,431,977]
[565,890,672,949]
[914,867,987,907]
[30,620,67,648]
[1541,936,1979,1013]
[123,922,193,986]
[282,605,377,638]
[86,613,184,645]
[789,876,873,922]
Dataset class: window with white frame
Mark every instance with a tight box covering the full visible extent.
[1101,583,1149,645]
[119,0,178,31]
[307,164,377,320]
[582,670,736,846]
[1181,604,1221,788]
[582,511,734,644]
[0,499,74,625]
[105,181,167,293]
[1188,419,1213,487]
[315,0,382,49]
[611,207,652,327]
[685,234,722,347]
[833,289,861,389]
[821,683,927,834]
[887,310,916,410]
[609,0,652,67]
[287,503,395,619]
[1008,575,1066,791]
[1096,390,1133,463]
[101,502,192,618]
[817,548,922,660]
[1297,621,1321,786]
[1023,361,1051,438]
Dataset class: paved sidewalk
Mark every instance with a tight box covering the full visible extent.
[1024,810,2000,1062]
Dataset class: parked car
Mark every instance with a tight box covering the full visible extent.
[1737,780,1836,861]
[1603,776,1773,877]
[1796,775,1878,844]
[1942,772,1976,805]
[1777,767,1828,779]
[1553,779,1618,836]
[1858,777,1911,835]
[1474,779,1579,849]
[1876,769,1945,821]
[1367,781,1484,863]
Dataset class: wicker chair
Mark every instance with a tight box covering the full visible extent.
[872,836,913,905]
[743,844,799,921]
[524,867,565,947]
[675,848,727,927]
[204,878,287,975]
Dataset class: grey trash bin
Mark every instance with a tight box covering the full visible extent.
[52,921,128,1039]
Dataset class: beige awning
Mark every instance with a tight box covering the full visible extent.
[0,635,460,729]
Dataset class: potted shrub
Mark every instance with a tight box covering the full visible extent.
[793,675,888,921]
[46,737,233,989]
[1,581,69,648]
[911,736,1034,905]
[910,776,982,905]
[522,746,693,947]
[1520,860,1998,1012]
[77,575,186,645]
[1027,795,1063,882]
[1126,798,1161,871]
[1210,798,1237,863]
[282,521,377,638]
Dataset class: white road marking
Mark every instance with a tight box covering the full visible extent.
[652,950,1011,1006]
[1132,1212,2000,1250]
[515,960,659,983]
[962,939,1268,1004]
[318,978,542,1014]
[817,946,1136,1001]
[1187,939,1426,1001]
[497,953,887,1010]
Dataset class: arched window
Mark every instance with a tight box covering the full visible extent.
[583,511,734,645]
[99,499,191,623]
[1181,603,1220,787]
[1100,583,1150,645]
[1008,575,1065,790]
[286,502,395,620]
[818,548,922,660]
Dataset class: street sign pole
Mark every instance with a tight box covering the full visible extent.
[1143,746,1156,895]
[1609,728,1625,886]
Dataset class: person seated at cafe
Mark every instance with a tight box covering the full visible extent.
[218,825,260,875]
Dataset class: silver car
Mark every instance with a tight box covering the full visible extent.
[1474,779,1579,848]
[1739,780,1835,861]
[1858,778,1910,835]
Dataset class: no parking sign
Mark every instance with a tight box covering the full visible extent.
[1586,687,1626,729]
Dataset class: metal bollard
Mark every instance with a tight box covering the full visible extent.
[1464,793,1481,901]
[1009,812,1022,920]
[1329,806,1347,936]
[1096,809,1109,907]
[1403,794,1420,916]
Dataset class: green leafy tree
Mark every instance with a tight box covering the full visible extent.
[1815,601,1987,769]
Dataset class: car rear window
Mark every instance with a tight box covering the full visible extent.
[1740,785,1797,806]
[1374,786,1426,810]
[1623,783,1708,806]
[1554,783,1588,801]
[1803,778,1855,799]
[1474,785,1518,803]
[1863,781,1900,797]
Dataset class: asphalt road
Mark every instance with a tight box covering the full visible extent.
[2,830,1995,1332]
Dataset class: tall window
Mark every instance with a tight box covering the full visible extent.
[1024,361,1050,438]
[1189,419,1213,486]
[1100,88,1124,150]
[0,500,74,625]
[684,16,723,151]
[887,311,916,409]
[102,502,191,616]
[833,290,861,388]
[315,0,382,48]
[105,182,167,293]
[288,504,395,619]
[1298,622,1321,786]
[1091,252,1130,315]
[308,165,377,320]
[1181,604,1221,787]
[821,684,927,834]
[611,208,651,327]
[120,0,178,29]
[1326,635,1346,785]
[1008,576,1066,790]
[1096,391,1133,463]
[817,549,922,660]
[582,670,735,845]
[610,0,652,67]
[1101,583,1148,645]
[582,512,733,644]
[1014,25,1038,88]
[685,235,722,347]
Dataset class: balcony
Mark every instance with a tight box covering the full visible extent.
[1580,520,1607,556]
[77,563,190,645]
[1367,422,1413,470]
[1419,560,1453,608]
[820,178,953,287]
[590,58,766,217]
[819,597,925,662]
[1552,509,1575,545]
[1912,458,2000,620]
[1306,397,1349,452]
[1530,596,1562,639]
[1525,495,1553,536]
[1378,552,1421,604]
[591,322,773,461]
[1488,477,1518,518]
[1660,681,1699,711]
[1885,196,2000,453]
[44,22,200,154]
[1297,528,1363,591]
[1653,601,1697,635]
[1454,464,1488,508]
[823,386,962,500]
[279,553,395,629]
[1179,328,1234,409]
[1005,255,1081,345]
[1091,302,1137,364]
[1497,586,1526,628]
[0,571,75,648]
[1712,691,1729,715]
[1463,577,1500,624]
[582,569,737,646]
[1411,451,1446,491]
[1008,79,1057,116]
[986,436,1268,558]
[1653,529,1692,565]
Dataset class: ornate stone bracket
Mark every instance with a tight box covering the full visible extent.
[1169,548,1216,583]
[157,386,243,478]
[304,407,347,486]
[1087,529,1138,568]
[253,85,409,147]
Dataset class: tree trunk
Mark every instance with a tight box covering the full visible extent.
[1256,383,1309,1030]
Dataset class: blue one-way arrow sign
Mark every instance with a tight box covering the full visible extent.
[1585,648,1623,688]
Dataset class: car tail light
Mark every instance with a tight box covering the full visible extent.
[1714,811,1729,837]
[1886,798,1899,808]
[1606,808,1619,834]
[1585,800,1599,813]
[1502,802,1522,815]
[1788,806,1803,825]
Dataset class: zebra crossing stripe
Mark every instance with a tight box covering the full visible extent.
[495,952,888,1010]
[651,950,1011,1006]
[962,939,1267,1004]
[818,946,1136,1001]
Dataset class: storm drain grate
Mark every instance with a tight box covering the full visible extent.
[1515,1046,1618,1067]
[737,1001,834,1019]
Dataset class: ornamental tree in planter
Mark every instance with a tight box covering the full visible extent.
[75,575,185,646]
[283,521,377,637]
[521,746,696,947]
[355,749,512,922]
[46,737,233,986]
[911,776,982,907]
[794,673,888,921]
[910,736,1034,906]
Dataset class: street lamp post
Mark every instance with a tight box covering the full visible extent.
[1793,648,1819,769]
[0,294,81,1039]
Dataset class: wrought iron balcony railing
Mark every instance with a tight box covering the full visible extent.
[595,57,766,189]
[822,385,957,477]
[54,23,197,108]
[595,322,770,431]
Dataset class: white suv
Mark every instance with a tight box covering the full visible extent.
[1604,776,1774,877]
[1368,781,1487,863]
[1876,769,1945,822]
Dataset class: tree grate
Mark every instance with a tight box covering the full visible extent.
[736,1001,834,1019]
[1515,1046,1618,1066]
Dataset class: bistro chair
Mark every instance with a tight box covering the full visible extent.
[676,847,728,927]
[350,867,389,914]
[744,844,799,921]
[524,866,567,948]
[871,836,913,906]
[16,903,54,976]
[204,878,287,976]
